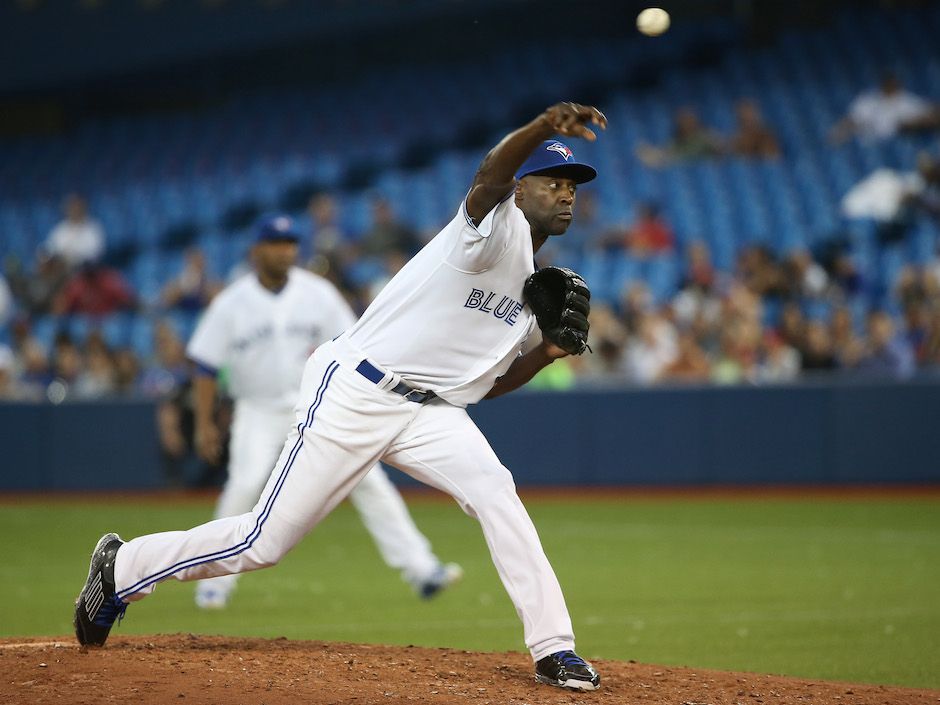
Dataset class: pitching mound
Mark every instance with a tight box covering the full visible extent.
[2,635,937,705]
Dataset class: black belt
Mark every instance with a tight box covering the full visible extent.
[355,360,437,404]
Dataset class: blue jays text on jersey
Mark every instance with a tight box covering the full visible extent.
[231,323,323,353]
[463,288,524,326]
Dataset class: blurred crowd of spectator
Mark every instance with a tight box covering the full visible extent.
[545,237,940,390]
[2,72,940,406]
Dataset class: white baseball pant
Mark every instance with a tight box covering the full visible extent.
[115,342,576,660]
[195,399,442,602]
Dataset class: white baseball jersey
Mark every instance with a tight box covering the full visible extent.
[341,194,537,406]
[187,267,355,409]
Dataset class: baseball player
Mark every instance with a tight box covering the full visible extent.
[75,102,606,691]
[187,215,461,608]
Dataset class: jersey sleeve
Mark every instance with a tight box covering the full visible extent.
[186,297,231,371]
[445,192,518,273]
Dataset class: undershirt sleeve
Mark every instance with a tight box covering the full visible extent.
[186,299,230,370]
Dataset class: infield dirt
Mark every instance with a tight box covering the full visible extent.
[1,635,937,705]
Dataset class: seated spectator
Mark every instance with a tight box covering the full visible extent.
[5,248,69,316]
[50,336,83,397]
[901,301,931,365]
[73,333,117,400]
[855,311,915,378]
[920,306,940,368]
[840,156,932,243]
[894,264,932,308]
[636,107,724,168]
[620,281,654,335]
[139,320,190,398]
[784,249,829,300]
[841,166,920,226]
[827,251,864,301]
[624,202,675,256]
[113,348,141,396]
[360,196,421,258]
[0,345,22,400]
[161,247,221,311]
[777,301,806,349]
[307,193,347,259]
[736,244,788,298]
[52,262,135,316]
[830,72,936,144]
[682,239,718,291]
[830,306,865,368]
[757,330,801,383]
[711,318,761,384]
[623,310,678,384]
[43,194,105,269]
[18,338,51,401]
[672,240,724,339]
[722,281,765,329]
[800,320,838,372]
[728,99,781,159]
[659,329,711,383]
[305,193,359,293]
[926,248,940,296]
[569,304,628,380]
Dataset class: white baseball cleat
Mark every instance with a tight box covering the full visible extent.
[195,587,230,610]
[413,562,463,600]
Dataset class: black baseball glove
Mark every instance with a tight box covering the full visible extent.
[522,266,592,355]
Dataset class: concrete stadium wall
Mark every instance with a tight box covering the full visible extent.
[2,381,938,491]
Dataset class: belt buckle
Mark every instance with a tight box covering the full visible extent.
[403,389,427,403]
[404,389,434,404]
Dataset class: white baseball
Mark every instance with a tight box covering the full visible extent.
[637,7,670,36]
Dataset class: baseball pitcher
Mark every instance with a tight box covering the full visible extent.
[75,102,606,690]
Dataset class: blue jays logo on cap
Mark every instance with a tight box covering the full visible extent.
[546,142,574,161]
[256,214,300,243]
[515,140,597,184]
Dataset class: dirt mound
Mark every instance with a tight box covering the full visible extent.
[1,635,936,705]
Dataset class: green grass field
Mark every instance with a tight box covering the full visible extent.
[2,492,938,689]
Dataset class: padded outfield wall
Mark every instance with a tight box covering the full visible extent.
[1,380,939,491]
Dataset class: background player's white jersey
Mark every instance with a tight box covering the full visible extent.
[342,195,537,406]
[188,266,355,409]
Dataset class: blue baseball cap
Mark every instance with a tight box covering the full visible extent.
[256,214,300,243]
[515,140,597,184]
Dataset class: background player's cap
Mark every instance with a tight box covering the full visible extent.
[256,214,301,243]
[515,140,597,184]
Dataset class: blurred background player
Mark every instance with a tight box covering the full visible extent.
[186,214,461,608]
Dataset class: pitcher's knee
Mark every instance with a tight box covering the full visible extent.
[229,513,291,571]
[458,463,517,515]
[242,534,286,570]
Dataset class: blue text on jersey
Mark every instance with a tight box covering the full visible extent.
[464,288,523,326]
